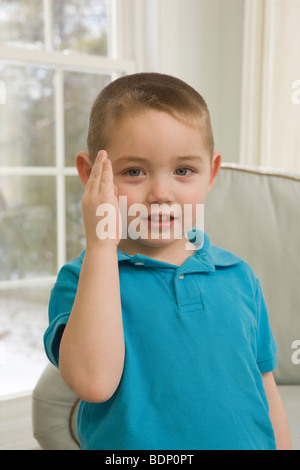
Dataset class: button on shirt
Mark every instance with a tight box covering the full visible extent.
[44,233,277,450]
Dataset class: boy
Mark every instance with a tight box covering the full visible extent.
[44,73,291,450]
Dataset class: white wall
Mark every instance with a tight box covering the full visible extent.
[178,0,245,164]
[135,0,245,163]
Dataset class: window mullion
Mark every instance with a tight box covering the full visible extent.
[43,0,53,52]
[55,67,66,270]
[107,0,118,59]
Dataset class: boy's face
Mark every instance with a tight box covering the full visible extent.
[107,110,221,257]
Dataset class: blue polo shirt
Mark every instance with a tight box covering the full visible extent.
[44,233,277,450]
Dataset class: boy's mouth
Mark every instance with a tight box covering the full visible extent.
[146,213,176,230]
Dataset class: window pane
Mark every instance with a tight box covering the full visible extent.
[0,287,49,397]
[0,64,55,166]
[0,0,44,50]
[0,176,57,281]
[66,176,85,261]
[53,0,109,56]
[64,71,111,166]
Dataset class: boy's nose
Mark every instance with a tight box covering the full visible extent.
[147,177,174,204]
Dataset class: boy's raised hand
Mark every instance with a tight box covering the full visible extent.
[60,149,124,402]
[81,150,120,250]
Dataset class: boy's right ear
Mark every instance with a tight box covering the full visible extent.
[76,151,92,187]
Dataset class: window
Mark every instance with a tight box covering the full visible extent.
[0,0,135,397]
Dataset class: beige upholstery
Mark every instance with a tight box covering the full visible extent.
[32,363,80,450]
[32,164,300,450]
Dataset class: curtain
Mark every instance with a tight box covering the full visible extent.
[240,0,300,173]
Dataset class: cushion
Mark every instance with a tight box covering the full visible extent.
[32,363,80,450]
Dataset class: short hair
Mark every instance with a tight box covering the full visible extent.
[87,72,214,163]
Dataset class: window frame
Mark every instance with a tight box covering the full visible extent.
[0,0,136,291]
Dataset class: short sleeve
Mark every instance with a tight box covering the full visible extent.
[255,279,278,374]
[44,259,81,367]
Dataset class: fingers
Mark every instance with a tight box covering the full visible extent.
[85,150,111,195]
[81,150,120,247]
[101,158,115,198]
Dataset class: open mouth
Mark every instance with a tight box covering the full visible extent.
[147,213,176,229]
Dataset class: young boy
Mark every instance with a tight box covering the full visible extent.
[44,73,291,450]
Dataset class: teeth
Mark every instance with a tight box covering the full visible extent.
[151,214,173,221]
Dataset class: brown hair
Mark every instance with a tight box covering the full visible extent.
[87,72,214,163]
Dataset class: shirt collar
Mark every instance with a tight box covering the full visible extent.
[116,231,241,273]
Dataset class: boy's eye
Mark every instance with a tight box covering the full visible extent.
[126,168,144,177]
[175,167,193,176]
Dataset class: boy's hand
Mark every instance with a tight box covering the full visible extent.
[81,150,120,250]
[61,149,124,403]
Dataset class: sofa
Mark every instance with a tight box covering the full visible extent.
[32,164,300,450]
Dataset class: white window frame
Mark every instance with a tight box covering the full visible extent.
[0,0,136,291]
